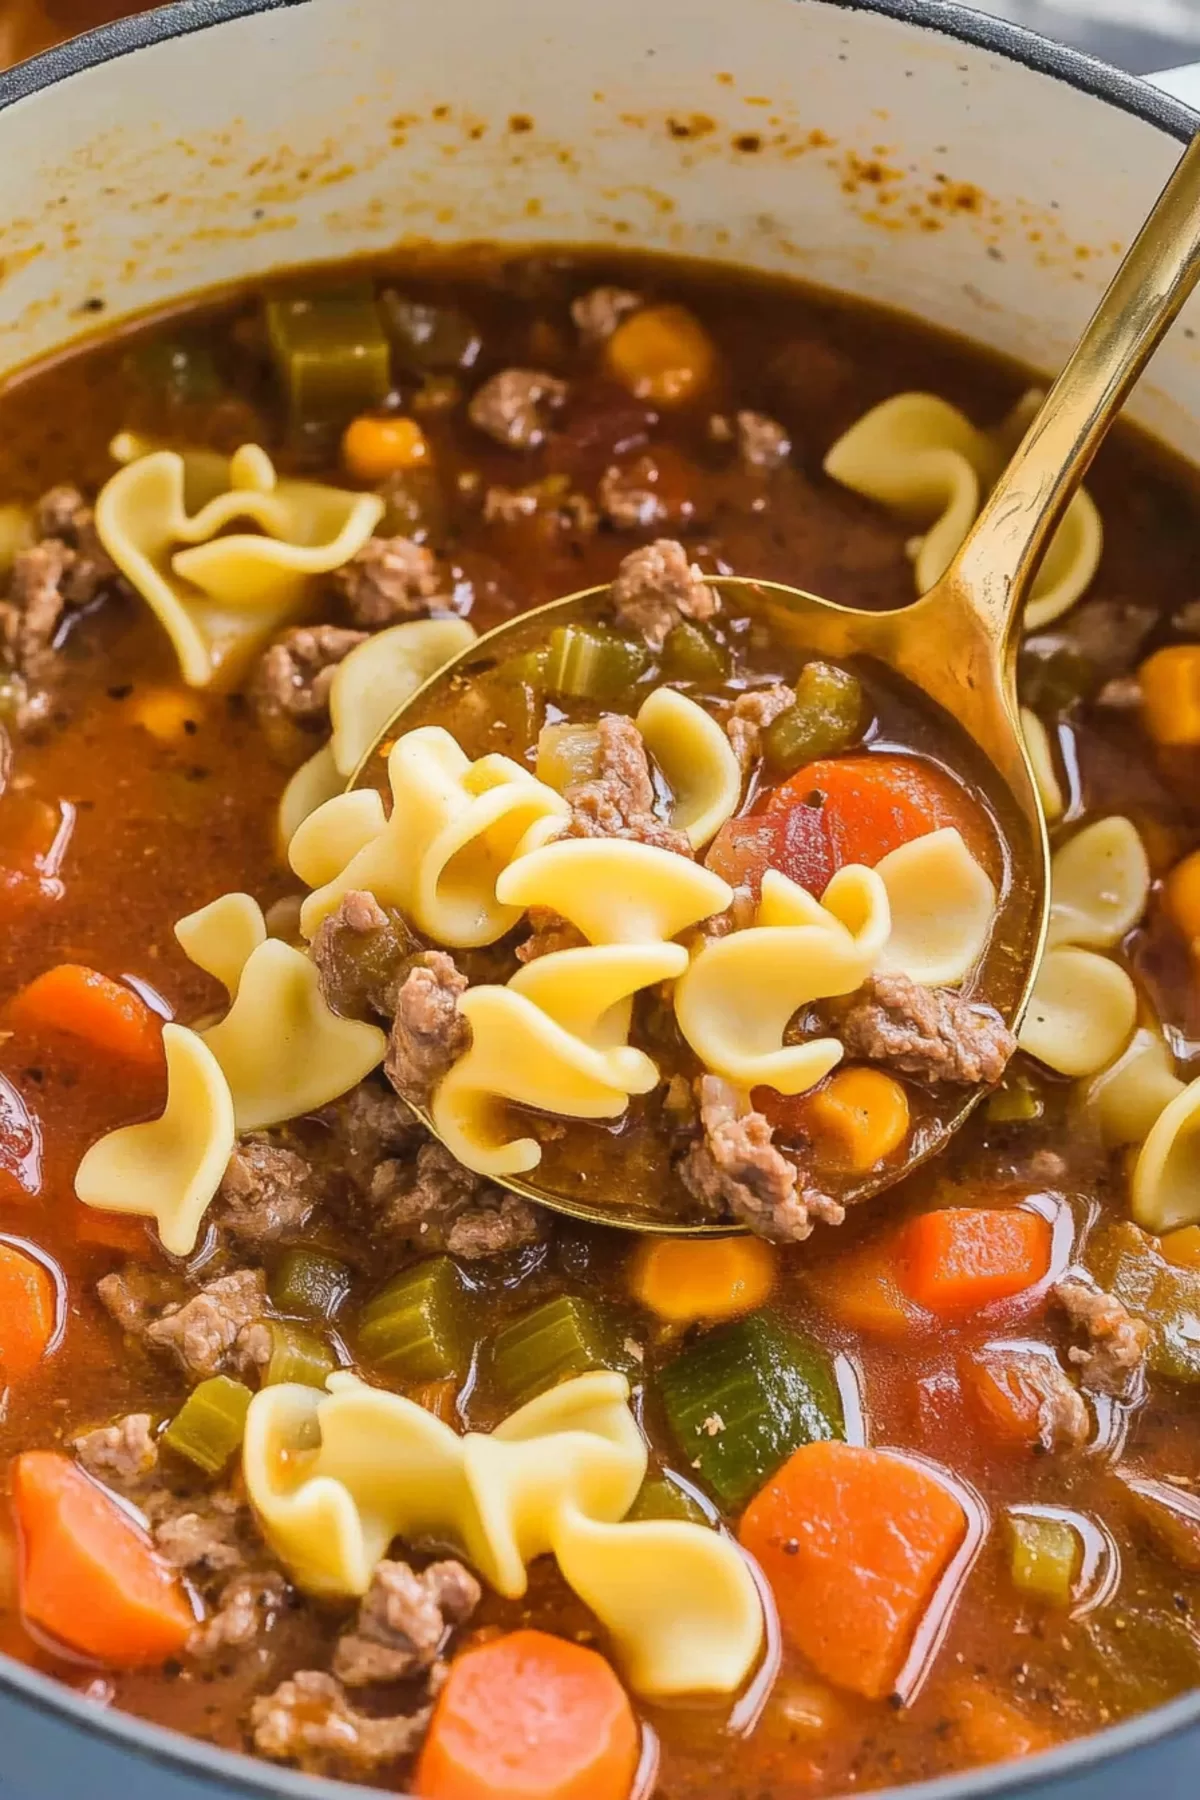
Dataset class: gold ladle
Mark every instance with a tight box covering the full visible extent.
[355,130,1200,1234]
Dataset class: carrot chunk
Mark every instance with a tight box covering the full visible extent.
[8,965,164,1068]
[415,1629,639,1800]
[789,1066,911,1172]
[764,753,995,873]
[900,1208,1051,1316]
[13,1451,194,1665]
[739,1441,966,1699]
[604,303,715,407]
[1140,644,1200,747]
[342,414,431,482]
[803,1230,929,1341]
[629,1235,777,1324]
[0,1244,55,1378]
[945,1678,1053,1765]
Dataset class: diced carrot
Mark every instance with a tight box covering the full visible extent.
[944,1678,1053,1765]
[1164,849,1200,946]
[739,1441,967,1700]
[959,1346,1062,1450]
[1160,1224,1200,1271]
[1140,645,1200,747]
[414,1629,639,1800]
[763,753,996,873]
[899,1208,1051,1316]
[342,414,431,482]
[604,303,715,407]
[12,1452,194,1665]
[629,1235,777,1324]
[706,803,836,902]
[804,1230,929,1341]
[7,965,164,1069]
[789,1066,911,1173]
[0,1245,55,1378]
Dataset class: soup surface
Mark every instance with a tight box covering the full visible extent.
[2,249,1200,1799]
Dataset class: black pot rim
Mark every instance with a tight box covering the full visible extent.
[0,1,1197,1796]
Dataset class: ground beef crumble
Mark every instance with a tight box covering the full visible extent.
[325,1077,421,1182]
[333,1559,480,1687]
[609,538,716,650]
[146,1487,259,1576]
[833,972,1015,1086]
[468,368,567,449]
[735,409,792,470]
[252,625,366,739]
[96,1266,177,1334]
[144,1268,270,1383]
[563,712,693,855]
[333,535,442,628]
[312,889,416,1019]
[72,1413,159,1488]
[217,1138,317,1245]
[188,1571,287,1661]
[515,905,587,963]
[678,1076,843,1244]
[571,286,642,343]
[725,683,794,771]
[369,1140,548,1260]
[385,952,471,1106]
[250,1670,430,1774]
[1055,1276,1150,1399]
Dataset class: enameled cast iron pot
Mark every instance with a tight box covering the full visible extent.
[1,0,1199,1794]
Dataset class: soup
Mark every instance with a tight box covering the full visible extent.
[2,250,1200,1798]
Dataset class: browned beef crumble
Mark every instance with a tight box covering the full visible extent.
[609,538,716,650]
[598,459,677,532]
[678,1076,843,1244]
[1055,1276,1150,1399]
[369,1140,547,1259]
[515,906,588,963]
[147,1487,259,1576]
[385,952,470,1106]
[833,972,1016,1086]
[482,482,598,534]
[312,890,417,1019]
[188,1571,287,1661]
[252,624,367,740]
[96,1266,178,1334]
[332,1559,480,1687]
[571,286,643,343]
[144,1268,270,1383]
[562,712,693,855]
[725,683,794,771]
[217,1138,317,1245]
[72,1413,159,1488]
[468,368,568,450]
[333,534,442,628]
[736,409,792,470]
[250,1669,430,1774]
[325,1077,420,1180]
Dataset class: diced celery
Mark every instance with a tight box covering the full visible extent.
[763,662,864,774]
[162,1376,251,1475]
[542,625,648,701]
[536,722,604,793]
[379,291,481,372]
[270,1250,353,1322]
[627,1474,708,1525]
[491,1295,626,1409]
[986,1075,1045,1124]
[263,1321,336,1389]
[357,1256,471,1381]
[265,285,392,429]
[659,1309,844,1508]
[661,621,729,682]
[1007,1512,1079,1604]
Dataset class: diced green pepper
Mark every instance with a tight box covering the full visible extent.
[263,1320,336,1389]
[357,1256,470,1382]
[1007,1512,1079,1604]
[270,1250,353,1322]
[542,625,649,702]
[661,621,730,682]
[986,1074,1045,1124]
[763,661,865,774]
[380,290,482,371]
[265,285,392,430]
[491,1294,627,1409]
[162,1376,251,1475]
[1086,1220,1200,1384]
[659,1309,844,1508]
[627,1474,709,1525]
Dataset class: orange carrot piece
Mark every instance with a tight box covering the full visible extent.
[629,1235,777,1324]
[958,1347,1063,1451]
[7,965,164,1068]
[13,1451,194,1665]
[415,1629,639,1800]
[945,1678,1053,1765]
[0,1245,55,1378]
[739,1441,967,1700]
[764,753,996,874]
[804,1230,930,1341]
[900,1208,1051,1316]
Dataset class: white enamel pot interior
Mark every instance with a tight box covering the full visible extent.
[1,2,1199,1798]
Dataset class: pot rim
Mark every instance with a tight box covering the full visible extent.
[0,1,1197,1796]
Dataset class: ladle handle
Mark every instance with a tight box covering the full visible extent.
[942,128,1200,653]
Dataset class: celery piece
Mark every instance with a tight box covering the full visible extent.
[536,722,604,793]
[986,1075,1045,1124]
[265,285,392,429]
[1087,1220,1200,1384]
[264,1321,336,1389]
[661,621,729,682]
[763,661,865,774]
[380,291,482,372]
[357,1256,471,1381]
[270,1250,353,1322]
[1007,1512,1079,1604]
[162,1376,251,1475]
[627,1474,708,1525]
[659,1309,844,1508]
[497,648,550,688]
[543,625,648,701]
[491,1294,627,1409]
